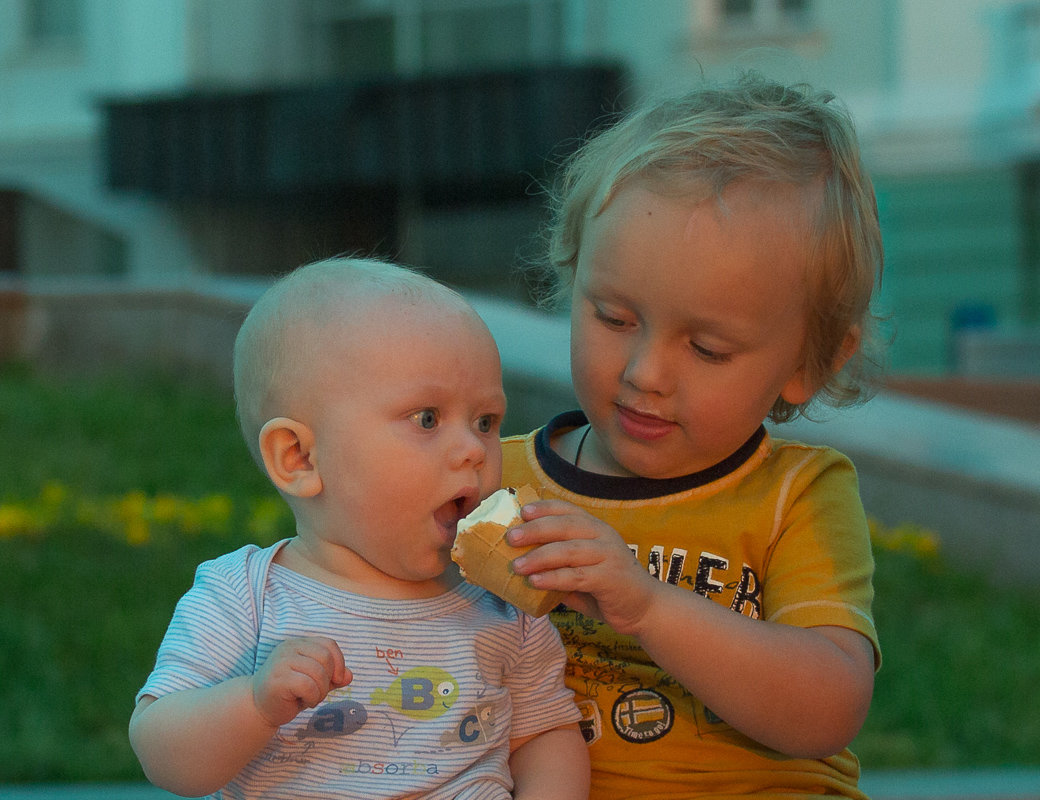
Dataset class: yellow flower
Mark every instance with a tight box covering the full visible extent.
[197,494,232,532]
[248,496,291,543]
[869,518,941,560]
[912,531,940,558]
[0,504,36,537]
[124,517,151,546]
[40,481,68,508]
[117,491,148,523]
[152,494,182,525]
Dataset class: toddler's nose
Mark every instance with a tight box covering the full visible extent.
[623,336,675,395]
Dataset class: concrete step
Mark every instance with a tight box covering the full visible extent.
[861,768,1040,799]
[2,770,1040,799]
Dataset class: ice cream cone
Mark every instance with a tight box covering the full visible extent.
[452,485,565,617]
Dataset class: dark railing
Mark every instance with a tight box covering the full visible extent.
[102,64,624,204]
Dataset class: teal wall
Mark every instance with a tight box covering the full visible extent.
[873,168,1026,373]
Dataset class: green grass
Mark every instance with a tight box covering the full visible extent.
[855,542,1040,767]
[1,363,1038,781]
[0,364,286,782]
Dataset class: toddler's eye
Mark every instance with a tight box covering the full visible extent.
[411,408,439,429]
[594,308,627,328]
[476,415,497,434]
[692,343,731,364]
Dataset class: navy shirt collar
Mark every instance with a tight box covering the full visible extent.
[534,411,765,501]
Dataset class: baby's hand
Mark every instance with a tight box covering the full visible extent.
[252,636,352,728]
[508,500,661,637]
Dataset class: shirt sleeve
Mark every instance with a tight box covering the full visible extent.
[763,448,881,669]
[135,545,263,704]
[503,613,581,739]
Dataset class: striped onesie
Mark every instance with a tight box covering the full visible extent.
[137,540,580,799]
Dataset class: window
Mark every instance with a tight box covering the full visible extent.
[722,0,754,20]
[327,16,396,78]
[1011,2,1040,83]
[23,0,84,50]
[422,4,528,71]
[421,0,563,72]
[718,0,811,33]
[310,0,564,79]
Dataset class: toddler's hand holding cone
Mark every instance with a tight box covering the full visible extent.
[451,485,565,617]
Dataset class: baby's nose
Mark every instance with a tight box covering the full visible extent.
[451,427,487,468]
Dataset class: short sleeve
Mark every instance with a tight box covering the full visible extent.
[135,545,265,704]
[763,449,881,669]
[503,613,581,739]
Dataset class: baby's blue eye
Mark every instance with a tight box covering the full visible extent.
[476,415,495,433]
[413,409,438,429]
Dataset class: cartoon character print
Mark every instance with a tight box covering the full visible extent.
[370,666,460,720]
[267,637,511,775]
[438,702,496,748]
[267,687,369,766]
[364,649,510,752]
[296,696,369,739]
[283,656,468,753]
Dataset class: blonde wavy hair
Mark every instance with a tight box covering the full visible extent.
[542,73,885,422]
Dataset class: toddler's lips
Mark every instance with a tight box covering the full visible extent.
[615,404,676,441]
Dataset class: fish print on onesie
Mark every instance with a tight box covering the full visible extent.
[274,652,497,785]
[139,542,578,800]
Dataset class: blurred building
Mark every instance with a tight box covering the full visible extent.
[1,0,1039,374]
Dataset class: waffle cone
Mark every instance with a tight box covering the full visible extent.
[451,485,565,617]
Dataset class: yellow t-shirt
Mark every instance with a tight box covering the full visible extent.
[502,412,880,800]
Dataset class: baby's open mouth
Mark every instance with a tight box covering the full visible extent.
[434,491,479,533]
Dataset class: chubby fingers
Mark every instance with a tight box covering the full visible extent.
[508,504,627,586]
[294,636,352,691]
[509,506,662,636]
[518,497,591,523]
[254,637,352,726]
[509,498,602,545]
[285,637,352,702]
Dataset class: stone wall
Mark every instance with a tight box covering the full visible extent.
[0,278,575,438]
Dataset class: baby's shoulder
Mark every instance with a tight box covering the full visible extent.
[191,539,288,594]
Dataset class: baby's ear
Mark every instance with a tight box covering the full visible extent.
[258,417,322,498]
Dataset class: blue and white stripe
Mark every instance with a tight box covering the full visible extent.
[138,540,578,800]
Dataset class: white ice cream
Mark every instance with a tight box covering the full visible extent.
[456,488,519,533]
